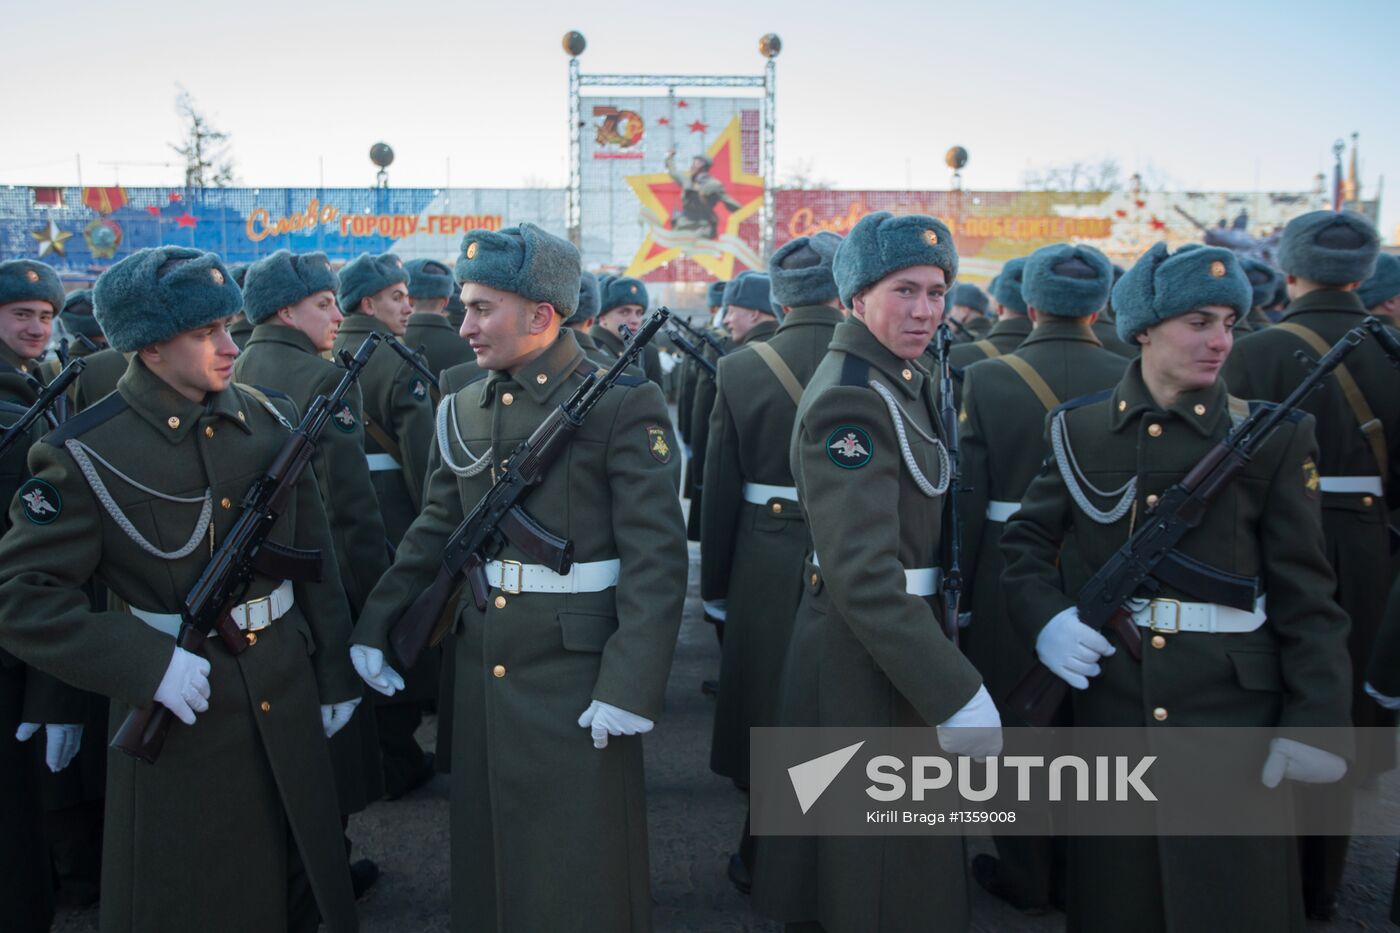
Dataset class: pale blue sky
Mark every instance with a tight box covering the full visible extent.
[4,0,1396,240]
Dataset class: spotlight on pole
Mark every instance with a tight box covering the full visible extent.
[759,33,782,58]
[945,146,968,190]
[562,31,586,57]
[370,142,395,189]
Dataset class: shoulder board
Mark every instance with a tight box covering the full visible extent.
[1245,398,1305,423]
[613,372,647,387]
[45,392,129,445]
[235,383,296,429]
[1050,388,1113,418]
[242,383,291,403]
[839,354,871,387]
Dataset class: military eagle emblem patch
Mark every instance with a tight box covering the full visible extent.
[411,380,427,400]
[646,425,672,464]
[18,478,61,525]
[1303,457,1320,497]
[333,404,357,433]
[826,426,873,469]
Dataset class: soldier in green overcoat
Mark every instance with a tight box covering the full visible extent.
[227,262,254,350]
[1360,252,1400,323]
[948,280,992,342]
[332,252,439,798]
[752,213,1001,933]
[1002,241,1354,933]
[57,288,108,354]
[1235,256,1282,334]
[1221,210,1395,916]
[0,246,361,933]
[948,257,1033,369]
[349,223,686,932]
[590,275,665,389]
[403,258,474,378]
[1093,264,1139,358]
[234,249,390,893]
[701,233,844,891]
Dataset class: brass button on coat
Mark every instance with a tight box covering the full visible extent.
[1152,707,1168,721]
[260,701,271,713]
[901,368,913,381]
[1193,404,1207,416]
[1151,634,1166,649]
[494,595,507,609]
[492,664,506,678]
[536,373,548,385]
[167,416,180,430]
[1117,400,1127,412]
[1146,494,1159,508]
[204,426,215,438]
[1147,424,1163,438]
[501,392,514,406]
[220,497,232,509]
[1363,496,1375,508]
[810,573,819,586]
[771,502,783,514]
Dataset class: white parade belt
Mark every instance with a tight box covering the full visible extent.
[365,453,401,472]
[1318,475,1382,495]
[742,482,799,505]
[485,558,621,595]
[985,500,1021,523]
[810,552,942,597]
[1131,595,1267,634]
[129,580,295,639]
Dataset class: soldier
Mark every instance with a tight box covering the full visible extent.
[0,259,71,933]
[0,246,361,933]
[1221,210,1393,918]
[57,288,108,353]
[665,151,742,239]
[590,275,664,389]
[234,248,390,896]
[227,262,254,350]
[678,279,727,450]
[702,233,844,893]
[567,272,618,368]
[948,281,992,341]
[404,258,474,379]
[1001,241,1352,933]
[1359,252,1400,323]
[1093,264,1139,358]
[948,257,1033,369]
[348,223,685,931]
[331,252,439,800]
[682,280,730,544]
[752,213,1000,933]
[958,242,1128,912]
[1235,257,1282,334]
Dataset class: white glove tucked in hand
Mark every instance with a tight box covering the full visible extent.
[936,684,1003,759]
[15,722,83,773]
[350,645,404,697]
[1260,738,1348,788]
[321,697,362,738]
[153,647,212,725]
[577,700,654,749]
[1035,607,1115,690]
[1365,681,1400,711]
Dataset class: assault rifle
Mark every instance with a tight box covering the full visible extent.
[382,335,443,404]
[666,324,717,377]
[934,324,962,644]
[389,307,672,668]
[671,313,727,356]
[0,358,85,458]
[1006,321,1375,727]
[111,334,383,763]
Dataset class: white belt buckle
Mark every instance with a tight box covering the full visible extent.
[1148,598,1180,634]
[498,559,523,595]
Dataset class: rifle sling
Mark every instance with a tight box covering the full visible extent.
[363,415,405,466]
[972,339,1001,360]
[1275,322,1388,479]
[998,355,1059,412]
[749,341,805,406]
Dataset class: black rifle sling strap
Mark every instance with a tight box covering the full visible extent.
[749,341,805,406]
[1275,322,1388,479]
[998,355,1059,412]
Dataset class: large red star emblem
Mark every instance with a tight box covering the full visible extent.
[622,115,765,280]
[175,213,198,229]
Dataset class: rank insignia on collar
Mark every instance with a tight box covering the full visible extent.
[411,380,427,399]
[646,425,672,463]
[827,425,873,469]
[333,404,357,432]
[18,478,61,525]
[1303,457,1320,497]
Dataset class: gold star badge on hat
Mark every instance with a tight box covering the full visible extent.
[210,268,225,285]
[25,269,39,283]
[1209,261,1226,278]
[923,229,939,246]
[466,241,479,260]
[630,285,638,294]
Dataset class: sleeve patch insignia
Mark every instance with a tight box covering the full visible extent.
[826,425,874,469]
[411,380,427,399]
[333,404,357,432]
[1303,457,1320,496]
[18,478,61,525]
[646,425,672,463]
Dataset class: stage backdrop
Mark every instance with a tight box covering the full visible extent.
[3,186,564,278]
[579,95,764,283]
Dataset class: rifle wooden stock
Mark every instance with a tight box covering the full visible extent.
[109,624,210,764]
[391,565,459,669]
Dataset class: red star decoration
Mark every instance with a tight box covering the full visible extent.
[676,100,689,108]
[175,213,198,229]
[1149,216,1166,231]
[687,120,708,134]
[169,192,182,203]
[657,117,670,126]
[1134,199,1146,209]
[1114,209,1127,219]
[146,206,161,217]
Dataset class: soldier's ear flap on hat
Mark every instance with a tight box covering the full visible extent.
[1112,242,1170,345]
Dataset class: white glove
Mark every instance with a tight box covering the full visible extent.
[1035,607,1115,690]
[1365,681,1400,711]
[153,647,212,726]
[577,700,654,749]
[703,599,728,621]
[936,685,1003,759]
[1260,738,1348,788]
[321,697,362,738]
[350,645,404,697]
[15,723,83,773]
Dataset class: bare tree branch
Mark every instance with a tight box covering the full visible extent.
[169,86,236,189]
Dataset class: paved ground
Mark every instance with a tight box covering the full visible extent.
[55,540,1400,931]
